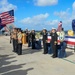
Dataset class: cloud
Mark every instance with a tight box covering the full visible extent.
[72,1,75,19]
[33,0,58,6]
[53,1,75,30]
[54,8,72,25]
[0,0,17,13]
[54,2,75,21]
[20,1,75,30]
[54,8,70,19]
[20,13,59,30]
[45,20,58,26]
[72,1,75,10]
[20,13,49,25]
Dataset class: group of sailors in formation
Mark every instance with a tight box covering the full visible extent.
[10,27,66,58]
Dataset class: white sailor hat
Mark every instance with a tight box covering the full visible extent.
[43,28,46,29]
[52,27,56,30]
[32,29,34,30]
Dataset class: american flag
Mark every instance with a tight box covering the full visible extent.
[57,21,62,32]
[0,10,14,25]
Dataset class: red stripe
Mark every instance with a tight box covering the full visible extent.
[64,41,75,45]
[0,13,9,18]
[2,20,14,24]
[1,15,13,19]
[2,20,14,22]
[2,18,14,21]
[1,15,11,19]
[48,38,75,45]
[2,16,14,20]
[2,18,14,22]
[2,20,14,23]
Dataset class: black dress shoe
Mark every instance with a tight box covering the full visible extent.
[51,55,57,58]
[13,50,15,52]
[18,54,22,55]
[43,53,47,54]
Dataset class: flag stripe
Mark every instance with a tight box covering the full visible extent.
[0,10,14,25]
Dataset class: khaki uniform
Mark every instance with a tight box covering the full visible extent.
[17,32,22,55]
[12,31,18,52]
